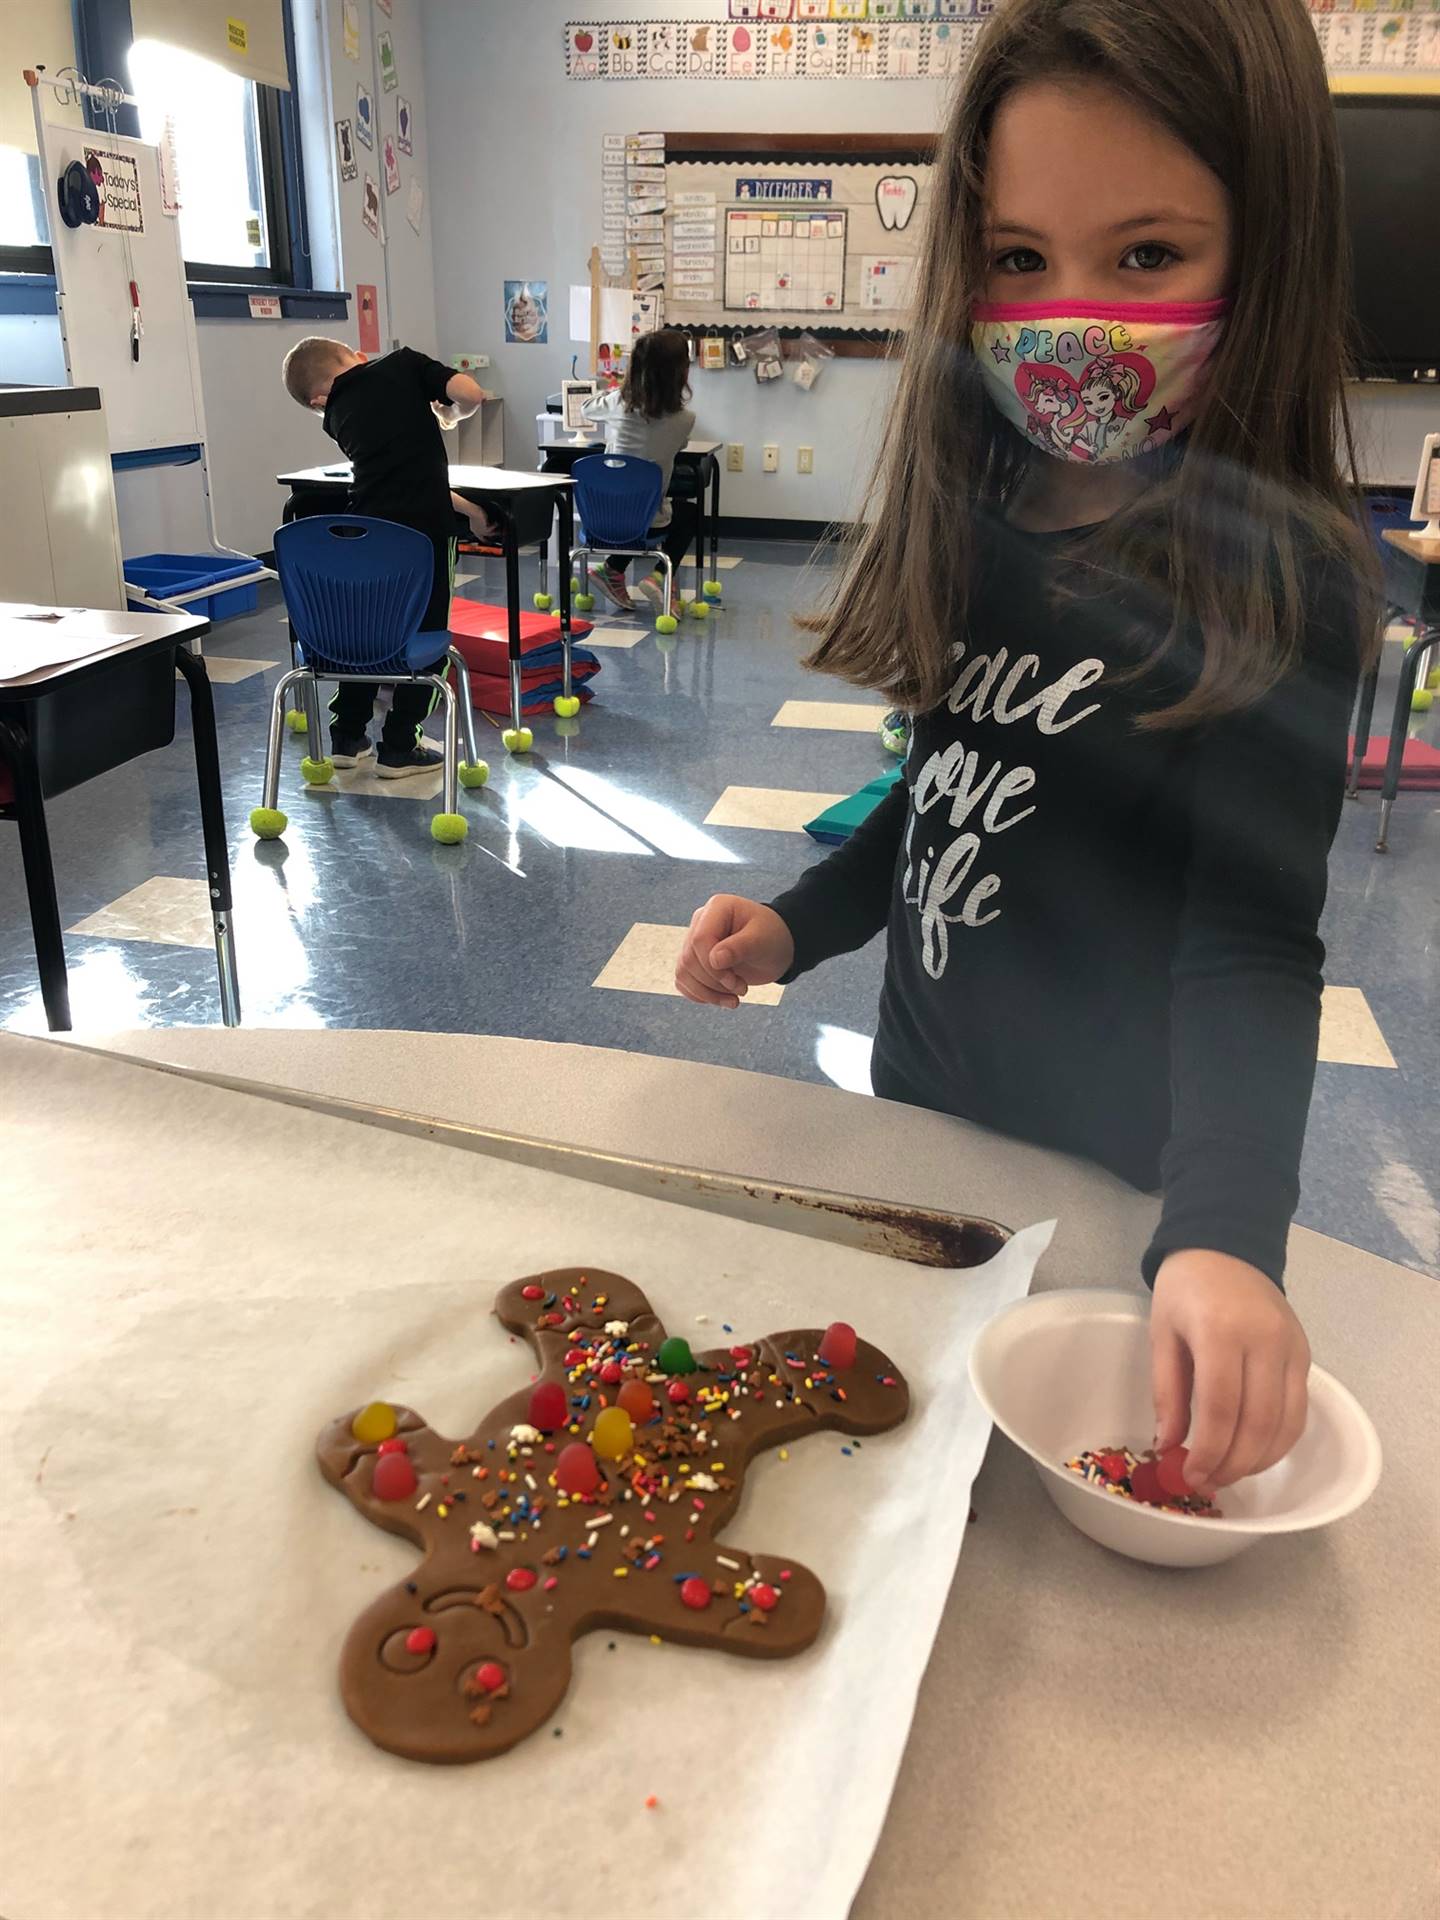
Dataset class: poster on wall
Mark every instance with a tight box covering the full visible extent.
[406,177,424,234]
[342,0,360,61]
[157,114,182,216]
[376,0,392,13]
[356,282,380,354]
[362,173,381,238]
[504,281,549,344]
[396,97,413,155]
[383,135,400,195]
[355,84,374,148]
[378,30,398,90]
[335,119,357,183]
[83,148,144,234]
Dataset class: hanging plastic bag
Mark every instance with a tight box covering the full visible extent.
[749,328,785,385]
[790,331,835,391]
[700,330,727,372]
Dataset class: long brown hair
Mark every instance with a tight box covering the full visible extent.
[805,0,1379,728]
[621,329,692,420]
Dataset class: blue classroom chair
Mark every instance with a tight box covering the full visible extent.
[570,454,680,632]
[254,515,489,846]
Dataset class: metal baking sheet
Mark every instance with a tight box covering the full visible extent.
[49,1036,1010,1269]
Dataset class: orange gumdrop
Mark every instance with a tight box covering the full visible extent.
[617,1379,654,1424]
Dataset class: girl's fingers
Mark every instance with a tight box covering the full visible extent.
[1207,1350,1286,1489]
[1255,1358,1310,1474]
[1180,1344,1243,1494]
[1150,1318,1193,1455]
[675,952,738,1007]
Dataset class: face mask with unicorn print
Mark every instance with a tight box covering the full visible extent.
[971,297,1229,465]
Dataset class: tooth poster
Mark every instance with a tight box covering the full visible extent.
[875,174,918,231]
[563,16,996,77]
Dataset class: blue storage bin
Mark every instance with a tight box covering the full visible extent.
[125,552,259,622]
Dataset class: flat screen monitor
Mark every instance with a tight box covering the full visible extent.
[1334,97,1440,379]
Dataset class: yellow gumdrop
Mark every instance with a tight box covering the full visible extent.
[352,1401,397,1444]
[592,1405,634,1461]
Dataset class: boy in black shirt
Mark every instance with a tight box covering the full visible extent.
[282,337,494,776]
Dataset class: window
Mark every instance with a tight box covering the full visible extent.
[0,147,51,274]
[130,38,296,285]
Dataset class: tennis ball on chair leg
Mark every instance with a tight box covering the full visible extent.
[285,709,308,733]
[554,694,581,718]
[688,599,710,621]
[430,812,469,845]
[533,592,554,611]
[655,613,679,635]
[1427,667,1440,692]
[1411,688,1435,713]
[300,755,335,785]
[250,806,288,840]
[502,726,534,753]
[459,759,490,788]
[703,579,722,599]
[574,592,595,613]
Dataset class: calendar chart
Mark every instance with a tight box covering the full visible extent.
[724,207,848,315]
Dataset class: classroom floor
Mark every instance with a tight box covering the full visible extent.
[2,540,1437,1278]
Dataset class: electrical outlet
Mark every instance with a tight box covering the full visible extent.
[797,445,814,474]
[762,443,780,473]
[726,442,745,473]
[451,353,491,372]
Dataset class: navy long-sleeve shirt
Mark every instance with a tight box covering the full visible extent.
[770,522,1359,1286]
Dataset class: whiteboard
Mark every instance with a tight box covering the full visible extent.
[39,117,208,457]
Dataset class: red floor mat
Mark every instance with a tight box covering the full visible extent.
[1347,732,1440,791]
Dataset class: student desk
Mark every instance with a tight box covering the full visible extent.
[537,435,726,602]
[0,605,238,1031]
[36,1023,1437,1920]
[1349,526,1440,851]
[275,464,578,738]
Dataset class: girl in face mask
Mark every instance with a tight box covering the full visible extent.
[677,0,1381,1503]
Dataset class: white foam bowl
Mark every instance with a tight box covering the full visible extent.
[969,1289,1382,1568]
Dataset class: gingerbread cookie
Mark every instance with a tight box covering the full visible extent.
[317,1269,909,1762]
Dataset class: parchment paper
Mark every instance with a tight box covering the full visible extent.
[0,1037,1050,1920]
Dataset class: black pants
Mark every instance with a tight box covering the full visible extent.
[329,641,449,749]
[608,497,698,578]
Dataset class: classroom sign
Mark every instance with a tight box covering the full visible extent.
[83,148,143,233]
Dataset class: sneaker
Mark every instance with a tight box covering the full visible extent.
[376,744,445,780]
[879,710,910,756]
[633,574,668,615]
[590,564,635,612]
[329,732,375,768]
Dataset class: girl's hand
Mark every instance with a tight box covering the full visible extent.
[1150,1250,1310,1495]
[675,896,795,1008]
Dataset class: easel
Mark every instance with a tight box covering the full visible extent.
[585,244,642,383]
[27,68,274,619]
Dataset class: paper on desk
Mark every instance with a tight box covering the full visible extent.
[0,613,139,679]
[1,1037,1050,1920]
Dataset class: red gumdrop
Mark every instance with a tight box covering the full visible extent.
[564,1347,587,1365]
[617,1380,654,1423]
[528,1381,569,1432]
[600,1361,623,1386]
[555,1442,601,1497]
[377,1436,410,1455]
[666,1380,690,1405]
[505,1567,538,1592]
[1129,1459,1167,1506]
[679,1577,712,1611]
[475,1660,506,1693]
[730,1346,752,1367]
[750,1583,779,1612]
[818,1321,858,1370]
[1156,1444,1192,1498]
[404,1627,436,1656]
[372,1451,418,1502]
[521,1284,545,1301]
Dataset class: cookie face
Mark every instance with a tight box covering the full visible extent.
[318,1270,909,1762]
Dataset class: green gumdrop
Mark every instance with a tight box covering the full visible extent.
[430,811,468,844]
[250,807,287,840]
[658,1336,695,1376]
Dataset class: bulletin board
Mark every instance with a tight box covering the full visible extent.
[663,134,934,350]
